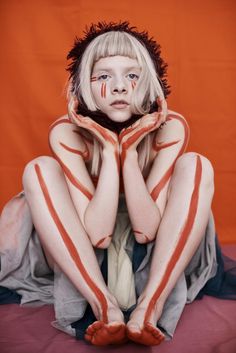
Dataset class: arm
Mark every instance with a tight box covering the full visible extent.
[120,112,163,243]
[49,102,120,248]
[120,109,189,243]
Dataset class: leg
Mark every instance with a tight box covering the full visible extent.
[127,152,214,345]
[22,156,126,345]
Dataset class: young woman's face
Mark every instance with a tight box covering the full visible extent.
[91,56,141,122]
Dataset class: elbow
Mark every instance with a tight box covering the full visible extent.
[91,235,112,249]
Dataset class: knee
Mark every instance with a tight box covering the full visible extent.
[22,156,61,192]
[175,152,214,191]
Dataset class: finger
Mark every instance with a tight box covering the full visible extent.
[156,97,168,116]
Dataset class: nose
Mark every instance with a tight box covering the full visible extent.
[112,78,127,94]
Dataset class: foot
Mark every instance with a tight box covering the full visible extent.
[126,301,165,346]
[85,299,127,345]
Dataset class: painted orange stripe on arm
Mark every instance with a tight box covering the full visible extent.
[34,163,108,323]
[152,140,180,152]
[59,142,89,161]
[144,155,202,323]
[150,115,189,202]
[50,151,93,200]
[49,118,72,132]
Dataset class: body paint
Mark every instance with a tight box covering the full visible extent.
[150,115,189,202]
[59,141,90,161]
[72,114,120,173]
[144,155,202,323]
[101,82,106,98]
[131,81,136,90]
[95,235,112,248]
[133,230,151,243]
[34,163,108,323]
[152,140,180,152]
[49,118,71,131]
[91,76,97,82]
[51,152,93,200]
[120,123,157,167]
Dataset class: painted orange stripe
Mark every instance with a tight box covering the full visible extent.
[34,163,108,323]
[133,230,151,242]
[152,139,180,152]
[120,123,156,168]
[95,235,112,248]
[103,83,106,98]
[49,118,71,132]
[131,81,136,90]
[101,83,105,98]
[59,142,89,161]
[150,115,189,202]
[144,155,202,323]
[50,151,93,200]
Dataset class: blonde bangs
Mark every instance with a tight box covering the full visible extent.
[92,32,138,61]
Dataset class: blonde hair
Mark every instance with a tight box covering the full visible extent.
[70,31,165,176]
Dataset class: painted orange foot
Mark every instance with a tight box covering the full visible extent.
[85,321,127,346]
[127,322,165,346]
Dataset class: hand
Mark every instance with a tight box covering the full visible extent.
[120,100,167,149]
[67,94,119,151]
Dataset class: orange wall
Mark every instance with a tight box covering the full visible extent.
[0,0,236,243]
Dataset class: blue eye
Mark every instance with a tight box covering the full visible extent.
[127,73,139,81]
[98,74,110,81]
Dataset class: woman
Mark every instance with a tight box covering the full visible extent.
[0,22,228,346]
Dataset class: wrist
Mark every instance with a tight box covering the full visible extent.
[102,145,118,159]
[121,148,138,167]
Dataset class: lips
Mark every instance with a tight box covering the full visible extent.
[110,100,129,109]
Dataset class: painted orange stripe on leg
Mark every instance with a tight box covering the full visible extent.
[144,155,202,323]
[150,115,189,202]
[34,163,108,323]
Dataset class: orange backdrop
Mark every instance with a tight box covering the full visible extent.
[0,0,236,243]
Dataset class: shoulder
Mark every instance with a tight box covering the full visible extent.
[162,109,190,134]
[166,109,188,126]
[152,109,190,144]
[48,115,88,151]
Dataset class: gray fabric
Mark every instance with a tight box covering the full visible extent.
[0,192,217,339]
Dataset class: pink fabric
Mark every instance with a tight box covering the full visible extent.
[0,246,236,353]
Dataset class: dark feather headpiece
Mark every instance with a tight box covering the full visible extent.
[66,21,170,133]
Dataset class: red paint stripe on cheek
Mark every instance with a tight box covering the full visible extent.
[101,83,106,98]
[103,83,106,98]
[131,81,136,90]
[144,155,202,323]
[34,163,108,323]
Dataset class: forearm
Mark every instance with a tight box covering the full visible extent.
[122,150,161,242]
[84,148,120,247]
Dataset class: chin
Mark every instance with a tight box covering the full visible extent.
[107,113,132,123]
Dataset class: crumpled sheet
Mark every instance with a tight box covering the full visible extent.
[0,191,218,339]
